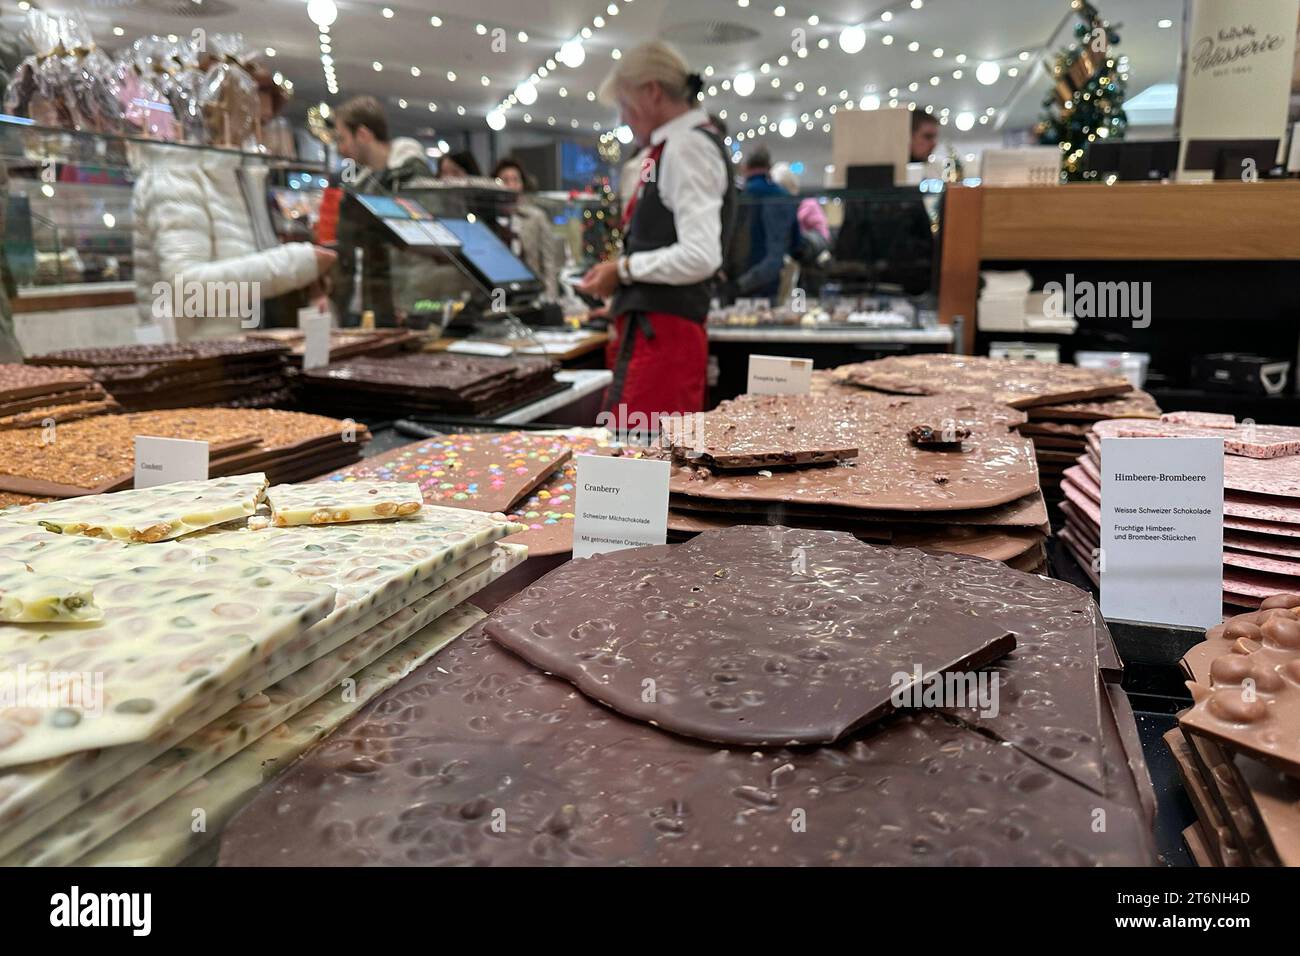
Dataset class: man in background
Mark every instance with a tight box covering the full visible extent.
[910,111,940,163]
[730,146,798,301]
[331,95,436,325]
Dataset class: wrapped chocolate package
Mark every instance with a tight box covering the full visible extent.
[56,13,126,135]
[115,37,180,142]
[4,11,70,128]
[199,34,259,149]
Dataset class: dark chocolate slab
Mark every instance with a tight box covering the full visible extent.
[217,625,1155,867]
[484,526,1015,746]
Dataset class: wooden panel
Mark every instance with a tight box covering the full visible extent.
[12,288,135,314]
[937,185,982,354]
[979,182,1300,260]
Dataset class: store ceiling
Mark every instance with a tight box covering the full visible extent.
[4,0,1187,146]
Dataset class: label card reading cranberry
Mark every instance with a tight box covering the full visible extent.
[573,454,669,559]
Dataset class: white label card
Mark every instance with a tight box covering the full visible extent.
[134,436,210,489]
[747,354,813,395]
[572,454,669,559]
[300,314,331,370]
[1100,437,1224,628]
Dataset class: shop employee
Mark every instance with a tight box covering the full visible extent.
[579,40,734,423]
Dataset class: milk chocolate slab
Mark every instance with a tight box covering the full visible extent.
[1028,390,1161,422]
[323,432,572,517]
[0,399,120,431]
[1018,420,1093,439]
[28,339,288,371]
[1234,753,1300,867]
[660,394,860,469]
[1183,823,1216,867]
[666,507,891,543]
[1026,434,1088,451]
[667,393,1039,513]
[0,386,105,416]
[0,364,95,403]
[217,626,1155,867]
[484,527,1016,746]
[1164,728,1242,867]
[1182,603,1300,777]
[1104,684,1155,822]
[668,487,1050,531]
[1181,730,1280,866]
[834,354,1132,409]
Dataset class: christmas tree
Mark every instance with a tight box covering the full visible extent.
[1035,0,1129,181]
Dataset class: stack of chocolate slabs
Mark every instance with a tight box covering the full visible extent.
[823,354,1148,509]
[0,407,370,498]
[1060,413,1300,608]
[0,475,529,866]
[659,391,1050,573]
[1171,595,1300,866]
[301,352,564,420]
[243,328,419,367]
[27,340,292,412]
[217,525,1155,866]
[0,363,120,431]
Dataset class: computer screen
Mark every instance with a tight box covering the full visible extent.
[355,194,410,220]
[436,217,537,286]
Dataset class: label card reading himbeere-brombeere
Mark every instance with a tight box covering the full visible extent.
[134,436,210,489]
[572,454,669,559]
[747,354,814,395]
[1100,436,1223,628]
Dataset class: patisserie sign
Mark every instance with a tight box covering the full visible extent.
[1178,0,1300,172]
[1100,437,1224,628]
[573,454,669,559]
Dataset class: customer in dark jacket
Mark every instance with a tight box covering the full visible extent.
[733,146,798,300]
[331,95,437,325]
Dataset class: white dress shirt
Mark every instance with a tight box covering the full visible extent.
[624,107,729,287]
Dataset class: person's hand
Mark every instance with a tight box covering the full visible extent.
[577,260,620,300]
[313,245,338,275]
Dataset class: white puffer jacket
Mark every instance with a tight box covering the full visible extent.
[132,146,319,340]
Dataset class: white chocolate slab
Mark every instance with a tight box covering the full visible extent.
[13,548,523,865]
[266,480,423,527]
[82,603,488,866]
[0,562,101,623]
[9,474,269,542]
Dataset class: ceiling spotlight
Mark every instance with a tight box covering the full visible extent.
[616,125,634,144]
[558,39,586,68]
[778,118,797,138]
[429,103,438,111]
[976,61,1001,85]
[430,16,442,27]
[397,98,407,108]
[608,2,618,12]
[457,105,466,115]
[1157,18,1173,29]
[955,111,976,131]
[908,41,920,52]
[307,0,338,28]
[481,75,490,86]
[1019,51,1031,60]
[447,71,457,81]
[611,49,622,60]
[372,61,383,71]
[881,10,893,21]
[911,0,923,8]
[839,26,867,55]
[515,81,538,105]
[265,48,276,57]
[382,7,393,18]
[882,35,894,45]
[818,38,830,49]
[581,27,592,38]
[486,110,507,131]
[774,4,785,15]
[734,72,756,96]
[519,31,529,42]
[956,53,967,63]
[808,14,819,25]
[410,67,421,77]
[476,24,487,35]
[587,91,596,101]
[861,94,881,110]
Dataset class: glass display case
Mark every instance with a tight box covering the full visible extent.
[0,116,326,297]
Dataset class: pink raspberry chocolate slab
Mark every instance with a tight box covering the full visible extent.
[483,525,1015,746]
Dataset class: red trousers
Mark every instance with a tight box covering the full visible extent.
[604,312,708,427]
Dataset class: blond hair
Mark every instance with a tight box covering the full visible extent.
[598,40,696,105]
